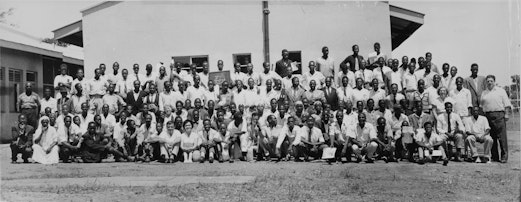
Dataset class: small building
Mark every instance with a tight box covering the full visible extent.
[53,1,424,78]
[0,25,83,142]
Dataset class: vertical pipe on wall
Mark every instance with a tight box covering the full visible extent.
[262,1,270,64]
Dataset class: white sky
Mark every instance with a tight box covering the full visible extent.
[1,1,519,86]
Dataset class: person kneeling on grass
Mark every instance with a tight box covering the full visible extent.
[342,113,378,163]
[464,106,493,163]
[58,116,82,163]
[158,121,182,163]
[259,115,285,161]
[11,114,34,164]
[135,114,158,162]
[80,122,132,163]
[374,117,397,162]
[294,116,327,162]
[224,112,248,163]
[180,120,202,163]
[415,121,449,166]
[198,119,223,163]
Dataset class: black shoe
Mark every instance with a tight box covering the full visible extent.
[356,156,362,163]
[366,158,374,163]
[295,158,303,162]
[417,159,425,165]
[11,160,17,164]
[209,158,214,163]
[443,159,449,166]
[229,159,234,163]
[23,159,30,163]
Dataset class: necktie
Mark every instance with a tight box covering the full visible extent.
[447,113,452,133]
[124,80,128,93]
[344,87,347,97]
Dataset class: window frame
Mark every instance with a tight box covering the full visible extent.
[172,55,209,73]
[232,53,252,73]
[8,68,23,113]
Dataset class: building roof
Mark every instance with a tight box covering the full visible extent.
[0,24,83,65]
[54,2,424,50]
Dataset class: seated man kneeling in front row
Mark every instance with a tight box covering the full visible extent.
[80,122,132,163]
[415,121,449,166]
[342,113,379,163]
[294,116,327,161]
[11,114,34,163]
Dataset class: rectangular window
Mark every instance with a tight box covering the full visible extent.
[233,53,251,73]
[25,71,38,92]
[288,51,302,74]
[9,68,23,113]
[0,66,4,81]
[172,55,209,73]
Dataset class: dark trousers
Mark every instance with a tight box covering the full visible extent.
[10,143,32,162]
[486,111,508,161]
[21,108,38,128]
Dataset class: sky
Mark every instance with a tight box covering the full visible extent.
[0,0,519,86]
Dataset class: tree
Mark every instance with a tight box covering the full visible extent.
[0,8,17,27]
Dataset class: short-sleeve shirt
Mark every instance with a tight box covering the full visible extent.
[18,92,40,109]
[480,86,512,112]
[463,115,490,137]
[351,123,377,145]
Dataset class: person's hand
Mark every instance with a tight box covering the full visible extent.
[298,142,305,147]
[25,147,32,153]
[505,113,510,122]
[45,148,52,154]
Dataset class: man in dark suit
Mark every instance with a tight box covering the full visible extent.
[322,77,339,111]
[143,83,160,116]
[463,63,487,108]
[126,80,146,115]
[11,114,34,163]
[341,44,364,71]
[275,49,293,78]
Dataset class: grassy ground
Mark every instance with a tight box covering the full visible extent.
[1,113,520,201]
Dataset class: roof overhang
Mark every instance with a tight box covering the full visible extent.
[0,39,63,58]
[53,20,83,47]
[390,5,424,50]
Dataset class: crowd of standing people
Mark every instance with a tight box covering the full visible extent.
[12,42,513,166]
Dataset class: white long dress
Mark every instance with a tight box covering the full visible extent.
[32,126,59,164]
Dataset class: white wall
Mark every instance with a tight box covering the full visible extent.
[83,1,264,78]
[83,1,392,78]
[269,1,392,71]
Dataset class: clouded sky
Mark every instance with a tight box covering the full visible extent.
[1,1,519,86]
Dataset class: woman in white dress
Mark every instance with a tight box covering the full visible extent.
[32,116,59,164]
[180,120,201,163]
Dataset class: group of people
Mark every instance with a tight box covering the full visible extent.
[12,42,513,166]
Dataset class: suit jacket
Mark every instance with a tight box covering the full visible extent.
[341,55,365,71]
[323,87,339,110]
[126,91,146,115]
[275,59,293,78]
[11,125,35,147]
[142,92,160,113]
[463,76,486,107]
[286,86,306,107]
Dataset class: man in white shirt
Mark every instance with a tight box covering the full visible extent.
[159,81,177,113]
[71,69,89,96]
[342,113,378,163]
[436,102,465,161]
[368,79,386,110]
[351,78,370,107]
[77,103,94,132]
[480,75,512,163]
[106,62,121,85]
[54,64,73,99]
[373,57,392,90]
[187,75,206,104]
[259,115,282,160]
[294,116,327,161]
[232,80,247,107]
[198,119,223,163]
[258,62,280,86]
[338,76,354,105]
[450,77,472,118]
[102,84,126,115]
[336,63,355,88]
[198,61,210,89]
[170,62,188,91]
[316,46,335,79]
[402,63,417,106]
[57,115,82,163]
[142,64,157,91]
[386,59,403,92]
[100,104,117,127]
[231,62,246,86]
[367,42,386,66]
[88,69,108,115]
[70,83,89,115]
[40,88,57,114]
[204,80,219,107]
[302,61,325,90]
[128,64,144,88]
[464,106,493,163]
[117,69,133,99]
